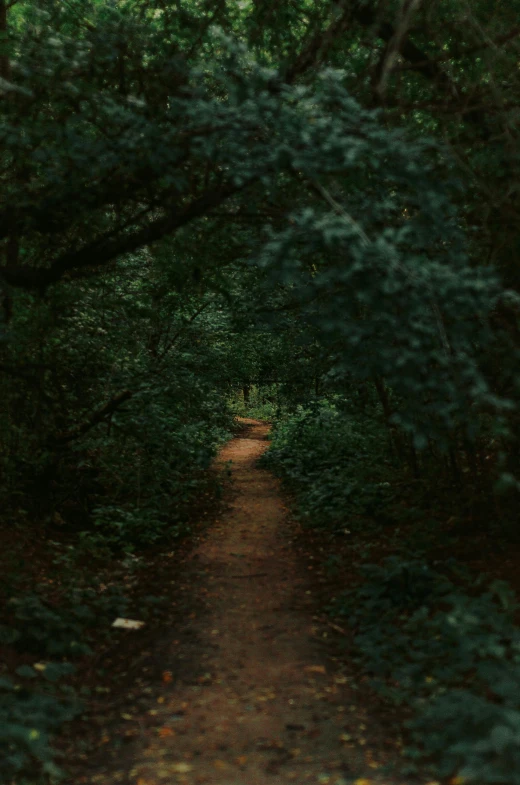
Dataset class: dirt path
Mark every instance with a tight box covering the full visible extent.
[92,420,392,785]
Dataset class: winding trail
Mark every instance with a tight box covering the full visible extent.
[104,420,391,785]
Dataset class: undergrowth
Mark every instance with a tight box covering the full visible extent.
[261,400,399,532]
[265,400,520,784]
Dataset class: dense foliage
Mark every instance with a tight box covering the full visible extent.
[1,0,520,781]
[265,402,520,783]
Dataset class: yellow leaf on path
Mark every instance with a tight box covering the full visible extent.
[121,713,133,720]
[354,780,372,785]
[213,760,228,769]
[157,696,165,704]
[304,665,327,675]
[339,733,351,742]
[172,763,193,774]
[449,778,466,785]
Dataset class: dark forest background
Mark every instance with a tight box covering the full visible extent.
[2,1,520,781]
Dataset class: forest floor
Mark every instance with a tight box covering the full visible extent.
[77,419,408,785]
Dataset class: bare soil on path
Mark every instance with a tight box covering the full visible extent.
[83,419,398,785]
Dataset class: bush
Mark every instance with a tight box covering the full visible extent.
[334,556,520,782]
[1,585,128,657]
[262,401,395,531]
[265,403,520,783]
[0,673,79,783]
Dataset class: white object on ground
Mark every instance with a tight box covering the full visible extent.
[111,618,145,630]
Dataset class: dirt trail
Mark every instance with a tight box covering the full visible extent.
[106,420,389,785]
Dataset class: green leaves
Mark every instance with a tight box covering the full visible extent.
[263,402,397,531]
[0,678,79,782]
[336,555,520,783]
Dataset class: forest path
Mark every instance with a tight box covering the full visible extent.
[111,419,389,785]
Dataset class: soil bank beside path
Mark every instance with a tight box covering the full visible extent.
[83,419,399,785]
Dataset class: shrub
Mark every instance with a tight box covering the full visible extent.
[262,401,395,531]
[0,673,79,783]
[335,557,520,782]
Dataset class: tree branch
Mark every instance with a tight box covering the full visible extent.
[52,390,133,444]
[157,301,212,362]
[374,0,424,99]
[285,1,353,83]
[0,180,250,291]
[351,0,491,133]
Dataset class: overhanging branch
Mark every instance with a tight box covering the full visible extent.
[0,180,249,291]
[52,390,133,444]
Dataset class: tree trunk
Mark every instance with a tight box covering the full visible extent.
[373,375,404,462]
[0,0,9,81]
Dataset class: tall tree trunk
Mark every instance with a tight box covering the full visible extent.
[0,0,14,324]
[373,375,404,462]
[0,0,10,81]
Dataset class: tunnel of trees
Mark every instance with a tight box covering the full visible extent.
[1,0,520,781]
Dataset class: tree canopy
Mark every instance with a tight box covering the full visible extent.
[1,0,520,780]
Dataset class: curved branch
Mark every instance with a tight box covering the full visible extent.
[52,390,133,444]
[0,180,249,291]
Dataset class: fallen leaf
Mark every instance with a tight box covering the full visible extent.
[304,665,326,675]
[158,727,175,738]
[171,763,193,774]
[162,671,173,683]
